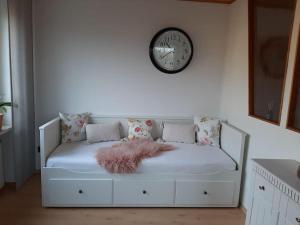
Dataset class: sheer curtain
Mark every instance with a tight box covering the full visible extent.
[8,0,35,187]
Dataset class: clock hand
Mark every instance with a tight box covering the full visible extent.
[166,42,171,48]
[161,51,174,59]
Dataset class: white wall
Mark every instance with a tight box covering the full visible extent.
[220,0,300,210]
[33,0,229,126]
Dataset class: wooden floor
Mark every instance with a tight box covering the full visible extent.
[0,174,245,225]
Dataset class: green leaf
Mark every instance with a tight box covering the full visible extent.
[0,102,12,107]
[0,102,12,114]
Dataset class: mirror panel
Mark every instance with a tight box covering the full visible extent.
[249,0,297,124]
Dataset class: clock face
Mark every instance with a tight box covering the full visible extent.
[150,28,193,74]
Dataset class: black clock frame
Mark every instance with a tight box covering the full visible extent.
[149,27,194,74]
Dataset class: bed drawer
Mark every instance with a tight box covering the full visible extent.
[113,180,175,205]
[175,180,236,205]
[46,179,112,206]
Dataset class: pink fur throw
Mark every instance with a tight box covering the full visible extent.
[95,139,175,173]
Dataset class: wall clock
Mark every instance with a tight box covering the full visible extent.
[149,28,193,74]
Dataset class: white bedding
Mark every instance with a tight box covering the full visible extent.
[46,141,236,174]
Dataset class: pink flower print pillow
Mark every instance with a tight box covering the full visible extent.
[59,112,90,143]
[194,117,221,147]
[127,119,153,140]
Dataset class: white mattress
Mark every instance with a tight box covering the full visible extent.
[46,141,236,174]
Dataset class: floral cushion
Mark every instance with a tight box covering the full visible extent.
[59,112,90,143]
[128,119,153,140]
[194,116,221,147]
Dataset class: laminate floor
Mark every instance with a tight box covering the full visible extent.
[0,174,245,225]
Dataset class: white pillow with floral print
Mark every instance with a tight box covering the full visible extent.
[59,112,90,143]
[194,117,221,147]
[127,119,153,140]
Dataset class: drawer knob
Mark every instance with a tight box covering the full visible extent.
[203,191,208,195]
[78,190,83,194]
[259,186,265,191]
[296,218,300,223]
[142,190,147,194]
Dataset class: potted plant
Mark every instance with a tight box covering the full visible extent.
[0,102,12,130]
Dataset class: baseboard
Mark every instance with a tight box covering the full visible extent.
[240,204,247,215]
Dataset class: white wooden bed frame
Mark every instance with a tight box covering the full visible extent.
[39,115,247,207]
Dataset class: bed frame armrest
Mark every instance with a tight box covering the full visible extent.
[39,117,61,167]
[220,122,247,171]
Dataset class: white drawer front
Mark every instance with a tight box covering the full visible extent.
[46,179,112,206]
[175,180,235,205]
[286,200,300,225]
[113,180,175,205]
[254,174,274,203]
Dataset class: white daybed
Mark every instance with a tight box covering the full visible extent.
[39,116,247,207]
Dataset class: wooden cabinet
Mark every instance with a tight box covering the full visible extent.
[246,159,300,225]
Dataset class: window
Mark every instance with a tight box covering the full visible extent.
[249,0,297,124]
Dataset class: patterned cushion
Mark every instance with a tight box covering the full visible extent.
[59,112,90,143]
[128,119,153,140]
[194,116,221,147]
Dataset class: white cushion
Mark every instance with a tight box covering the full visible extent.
[162,123,196,144]
[86,123,121,144]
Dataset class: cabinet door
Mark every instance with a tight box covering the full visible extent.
[249,196,279,225]
[284,200,300,225]
[278,216,299,225]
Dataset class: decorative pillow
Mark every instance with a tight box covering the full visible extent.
[128,119,153,140]
[59,112,90,143]
[194,117,221,147]
[162,123,196,144]
[86,123,121,144]
[194,115,226,123]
